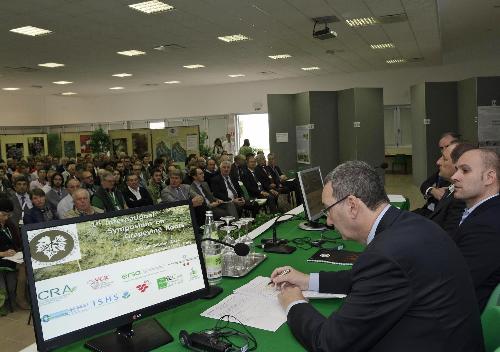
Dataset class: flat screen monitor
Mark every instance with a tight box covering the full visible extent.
[297,167,326,231]
[22,201,208,352]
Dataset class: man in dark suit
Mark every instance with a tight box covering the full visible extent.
[271,161,483,352]
[230,154,246,181]
[122,174,154,209]
[204,158,218,185]
[241,154,277,212]
[91,171,127,212]
[451,148,500,312]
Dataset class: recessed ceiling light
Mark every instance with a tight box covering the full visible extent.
[2,88,20,91]
[183,64,205,69]
[345,17,378,27]
[228,74,246,78]
[268,54,292,60]
[38,62,65,68]
[53,81,73,85]
[109,87,125,90]
[61,92,77,96]
[10,26,52,36]
[386,58,406,64]
[129,1,174,14]
[218,34,250,43]
[149,121,166,129]
[117,50,146,56]
[370,43,395,49]
[164,80,180,84]
[301,67,320,71]
[112,73,133,77]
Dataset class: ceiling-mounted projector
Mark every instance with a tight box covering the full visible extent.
[313,26,337,40]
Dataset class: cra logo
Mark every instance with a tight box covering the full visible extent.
[38,285,77,301]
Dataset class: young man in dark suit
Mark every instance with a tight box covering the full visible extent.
[270,161,483,352]
[241,154,277,213]
[451,148,500,312]
[122,174,153,209]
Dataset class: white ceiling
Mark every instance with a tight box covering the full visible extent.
[0,0,495,97]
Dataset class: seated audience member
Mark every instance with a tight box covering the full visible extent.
[270,161,483,351]
[189,168,238,219]
[29,169,51,193]
[63,162,78,185]
[415,132,460,216]
[147,169,166,205]
[92,171,127,212]
[255,154,277,190]
[267,153,302,206]
[46,169,56,186]
[57,178,81,219]
[46,173,68,218]
[132,162,148,188]
[0,198,29,312]
[30,161,44,181]
[122,174,153,209]
[425,142,475,234]
[80,170,97,196]
[451,148,500,312]
[230,155,246,181]
[160,169,205,225]
[23,188,55,224]
[0,168,11,193]
[241,154,277,213]
[7,176,32,226]
[64,189,104,218]
[204,159,218,184]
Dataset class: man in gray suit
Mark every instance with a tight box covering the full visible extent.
[8,175,32,226]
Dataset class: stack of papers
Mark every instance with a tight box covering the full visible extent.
[388,194,406,203]
[2,252,23,264]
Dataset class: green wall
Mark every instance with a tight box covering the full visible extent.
[411,84,428,185]
[267,94,296,171]
[457,78,477,144]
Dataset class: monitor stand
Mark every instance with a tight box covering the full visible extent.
[85,319,173,352]
[298,221,327,231]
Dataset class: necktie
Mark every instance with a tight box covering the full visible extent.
[176,187,184,200]
[251,171,262,191]
[225,176,237,197]
[20,195,26,208]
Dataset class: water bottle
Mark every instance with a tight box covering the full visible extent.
[201,211,222,285]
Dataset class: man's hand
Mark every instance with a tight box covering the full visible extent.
[270,189,279,197]
[430,187,447,200]
[279,175,288,182]
[270,266,309,290]
[261,191,270,197]
[1,249,16,257]
[278,286,305,310]
[192,195,204,207]
[233,197,245,206]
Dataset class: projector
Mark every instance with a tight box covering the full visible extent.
[313,27,337,40]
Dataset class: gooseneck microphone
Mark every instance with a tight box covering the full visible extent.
[261,213,296,254]
[200,238,250,256]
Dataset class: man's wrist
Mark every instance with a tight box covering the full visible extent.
[424,187,434,198]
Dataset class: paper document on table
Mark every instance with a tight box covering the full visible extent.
[200,294,286,332]
[388,194,406,203]
[2,251,23,264]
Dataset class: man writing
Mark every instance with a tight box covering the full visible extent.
[270,161,482,351]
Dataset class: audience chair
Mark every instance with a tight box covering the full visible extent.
[481,283,500,352]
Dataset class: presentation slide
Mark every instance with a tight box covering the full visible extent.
[25,205,205,341]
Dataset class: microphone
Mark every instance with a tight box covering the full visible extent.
[200,238,250,256]
[261,213,296,254]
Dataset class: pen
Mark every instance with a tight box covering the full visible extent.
[268,268,291,285]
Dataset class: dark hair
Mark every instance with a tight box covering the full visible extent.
[13,175,29,184]
[243,139,250,146]
[30,188,46,199]
[450,143,476,164]
[440,132,461,141]
[189,168,202,178]
[245,153,255,161]
[214,138,222,147]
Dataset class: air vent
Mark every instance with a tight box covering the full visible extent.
[4,66,39,72]
[153,43,186,51]
[326,49,345,55]
[407,57,424,63]
[31,85,43,89]
[144,83,159,86]
[377,13,408,24]
[258,71,277,75]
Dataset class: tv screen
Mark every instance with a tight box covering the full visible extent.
[297,167,324,222]
[22,201,207,352]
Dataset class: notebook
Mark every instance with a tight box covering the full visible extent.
[307,248,360,265]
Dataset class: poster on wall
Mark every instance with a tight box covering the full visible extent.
[63,141,76,158]
[79,135,92,154]
[132,132,149,157]
[296,125,311,164]
[112,138,128,157]
[5,143,24,160]
[478,106,500,154]
[151,126,199,162]
[28,137,45,156]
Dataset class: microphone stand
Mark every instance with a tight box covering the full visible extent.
[261,213,296,254]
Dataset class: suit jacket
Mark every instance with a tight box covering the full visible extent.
[451,194,500,312]
[288,207,483,352]
[241,169,263,198]
[190,182,217,203]
[428,188,466,234]
[122,186,154,208]
[7,190,32,226]
[266,165,283,187]
[254,165,273,191]
[160,184,196,203]
[91,186,126,212]
[420,170,451,206]
[209,174,243,201]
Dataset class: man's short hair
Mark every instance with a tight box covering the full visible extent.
[30,188,45,199]
[220,160,231,167]
[324,161,389,210]
[169,169,182,178]
[245,153,255,161]
[125,173,138,182]
[255,154,266,163]
[189,168,201,178]
[440,132,461,141]
[13,175,29,185]
[72,188,90,200]
[100,170,114,182]
[478,148,499,179]
[450,143,476,164]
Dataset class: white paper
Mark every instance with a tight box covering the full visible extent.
[2,251,23,264]
[296,125,311,164]
[388,194,406,203]
[478,106,500,154]
[276,133,288,143]
[186,134,198,151]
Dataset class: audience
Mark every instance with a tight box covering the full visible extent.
[92,171,126,212]
[64,189,103,218]
[122,174,154,208]
[45,173,67,218]
[57,178,81,219]
[241,154,278,213]
[23,188,55,224]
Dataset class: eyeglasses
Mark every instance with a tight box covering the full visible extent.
[320,195,349,217]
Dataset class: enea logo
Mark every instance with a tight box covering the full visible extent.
[37,285,77,305]
[87,275,113,290]
[157,274,183,290]
[136,281,149,293]
[121,265,165,282]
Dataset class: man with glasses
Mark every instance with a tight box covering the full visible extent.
[57,178,81,219]
[46,173,68,217]
[270,161,483,351]
[92,171,127,212]
[80,170,96,197]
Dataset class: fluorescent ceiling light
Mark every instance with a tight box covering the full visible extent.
[345,17,378,27]
[164,80,180,84]
[149,121,165,129]
[228,74,245,78]
[117,50,146,56]
[386,58,406,64]
[129,1,174,14]
[370,43,395,49]
[183,64,205,69]
[38,62,65,68]
[10,26,52,36]
[61,92,77,96]
[2,88,20,91]
[268,54,292,60]
[53,81,73,85]
[112,73,133,77]
[218,34,250,43]
[109,86,125,90]
[301,67,320,71]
